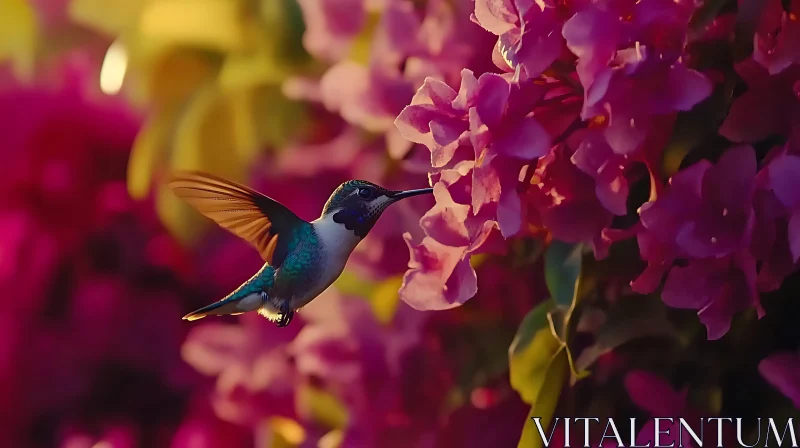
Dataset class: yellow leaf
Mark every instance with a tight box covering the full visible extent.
[0,0,37,80]
[249,85,309,149]
[708,386,723,415]
[662,143,690,178]
[227,89,259,159]
[295,384,349,430]
[334,270,378,298]
[218,13,300,90]
[170,84,249,180]
[139,0,247,52]
[517,349,569,448]
[156,183,206,244]
[318,429,344,448]
[469,253,489,269]
[128,45,219,107]
[509,326,564,404]
[348,12,381,65]
[219,47,296,89]
[369,275,403,324]
[127,106,176,198]
[258,417,306,448]
[69,0,145,35]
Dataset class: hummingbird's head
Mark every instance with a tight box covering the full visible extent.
[321,180,433,238]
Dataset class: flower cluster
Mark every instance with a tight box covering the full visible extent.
[0,58,207,447]
[5,0,800,445]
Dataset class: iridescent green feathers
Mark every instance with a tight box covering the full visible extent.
[168,171,309,267]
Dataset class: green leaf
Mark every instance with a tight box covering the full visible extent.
[509,302,563,404]
[574,296,683,371]
[517,349,568,448]
[510,300,555,358]
[544,241,582,308]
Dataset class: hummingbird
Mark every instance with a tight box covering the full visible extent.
[168,171,433,327]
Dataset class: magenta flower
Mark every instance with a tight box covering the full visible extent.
[308,0,493,140]
[570,129,630,216]
[563,0,696,92]
[624,370,721,447]
[635,146,757,288]
[646,146,756,259]
[472,0,565,79]
[182,289,429,442]
[662,253,761,340]
[720,59,800,142]
[632,146,763,339]
[766,151,800,261]
[396,69,551,237]
[563,0,711,155]
[400,171,500,310]
[296,0,365,62]
[181,313,301,426]
[376,0,490,85]
[749,143,800,291]
[171,404,253,448]
[759,351,800,409]
[320,62,415,135]
[528,142,614,257]
[753,0,800,75]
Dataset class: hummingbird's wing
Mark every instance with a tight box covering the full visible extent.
[168,171,307,266]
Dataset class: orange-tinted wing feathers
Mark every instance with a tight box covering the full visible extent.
[168,171,306,265]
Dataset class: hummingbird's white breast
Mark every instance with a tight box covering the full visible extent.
[286,212,362,309]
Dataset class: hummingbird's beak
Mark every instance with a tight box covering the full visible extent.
[387,187,434,201]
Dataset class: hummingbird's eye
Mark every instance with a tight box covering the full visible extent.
[357,188,372,199]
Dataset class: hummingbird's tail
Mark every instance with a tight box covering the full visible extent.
[183,265,276,321]
[182,294,264,320]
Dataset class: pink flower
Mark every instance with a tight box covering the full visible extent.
[769,157,800,252]
[753,0,800,75]
[720,59,800,143]
[662,253,761,340]
[631,146,764,339]
[751,144,800,290]
[320,62,415,134]
[182,290,428,442]
[563,0,711,155]
[472,0,565,79]
[624,370,713,447]
[400,173,500,310]
[528,142,614,256]
[396,69,552,237]
[295,0,365,62]
[759,351,800,409]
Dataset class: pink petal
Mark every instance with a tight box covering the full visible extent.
[474,73,511,129]
[789,210,800,262]
[624,370,686,415]
[473,0,518,36]
[399,234,475,310]
[769,153,800,209]
[493,116,551,159]
[666,66,713,111]
[759,351,800,408]
[420,182,471,246]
